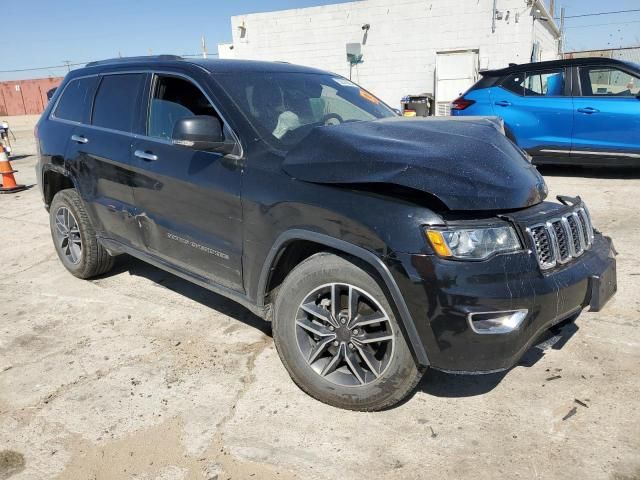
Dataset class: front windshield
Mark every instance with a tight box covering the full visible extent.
[214,72,396,149]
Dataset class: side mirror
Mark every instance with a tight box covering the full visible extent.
[172,116,236,154]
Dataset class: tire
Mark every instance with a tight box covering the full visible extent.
[49,188,115,279]
[273,252,424,411]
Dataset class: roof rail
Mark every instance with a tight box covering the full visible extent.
[85,55,184,67]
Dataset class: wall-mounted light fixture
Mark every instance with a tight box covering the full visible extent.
[533,9,549,22]
[361,23,370,45]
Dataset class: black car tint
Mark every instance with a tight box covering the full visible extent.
[54,77,98,123]
[92,74,145,132]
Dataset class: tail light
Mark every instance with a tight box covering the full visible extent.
[451,96,475,111]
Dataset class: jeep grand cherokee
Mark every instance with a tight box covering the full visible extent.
[36,56,617,411]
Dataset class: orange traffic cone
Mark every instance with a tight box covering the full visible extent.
[0,145,27,194]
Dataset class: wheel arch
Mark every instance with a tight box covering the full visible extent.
[258,229,429,367]
[42,166,76,209]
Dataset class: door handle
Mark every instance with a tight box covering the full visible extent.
[134,150,158,162]
[71,134,88,144]
[577,107,600,114]
[495,100,511,107]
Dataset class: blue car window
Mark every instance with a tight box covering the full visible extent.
[501,70,564,96]
[501,74,525,95]
[579,66,639,97]
[524,70,564,96]
[545,74,564,96]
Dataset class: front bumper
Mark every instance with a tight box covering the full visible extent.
[390,233,616,373]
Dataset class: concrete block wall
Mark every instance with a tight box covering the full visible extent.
[534,17,560,61]
[219,0,559,107]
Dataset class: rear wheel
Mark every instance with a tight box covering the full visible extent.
[273,253,423,411]
[49,189,115,279]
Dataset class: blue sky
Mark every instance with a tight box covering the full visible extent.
[1,0,638,81]
[557,0,640,51]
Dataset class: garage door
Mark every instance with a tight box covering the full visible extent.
[435,51,479,116]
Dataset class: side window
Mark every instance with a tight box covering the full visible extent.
[54,77,98,123]
[148,75,220,140]
[501,73,525,95]
[501,69,565,96]
[92,74,145,132]
[579,66,640,97]
[524,70,565,96]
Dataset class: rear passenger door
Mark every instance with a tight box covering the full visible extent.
[572,64,640,163]
[46,76,97,190]
[65,73,146,249]
[130,73,244,291]
[492,68,574,160]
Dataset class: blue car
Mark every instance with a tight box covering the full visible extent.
[451,58,640,166]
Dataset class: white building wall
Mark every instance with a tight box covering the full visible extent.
[533,18,560,61]
[219,0,559,107]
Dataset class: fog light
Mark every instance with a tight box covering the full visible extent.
[468,309,528,334]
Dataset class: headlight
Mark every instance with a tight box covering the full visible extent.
[426,226,521,260]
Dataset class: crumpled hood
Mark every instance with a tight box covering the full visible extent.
[282,116,548,211]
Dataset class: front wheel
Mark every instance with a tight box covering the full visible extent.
[273,253,424,411]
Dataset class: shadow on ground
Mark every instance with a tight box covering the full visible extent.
[538,165,640,179]
[8,154,32,161]
[97,255,582,405]
[414,319,579,399]
[99,255,271,336]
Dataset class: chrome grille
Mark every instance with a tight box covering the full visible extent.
[567,214,584,256]
[529,225,554,269]
[526,205,595,271]
[578,208,594,246]
[551,219,571,263]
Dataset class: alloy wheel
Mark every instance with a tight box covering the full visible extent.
[54,206,82,264]
[295,283,395,387]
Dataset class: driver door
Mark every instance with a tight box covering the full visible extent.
[573,64,640,162]
[130,73,244,291]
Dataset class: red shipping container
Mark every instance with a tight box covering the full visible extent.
[0,77,64,116]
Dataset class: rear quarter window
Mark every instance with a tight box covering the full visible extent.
[501,73,525,95]
[92,74,145,133]
[53,77,98,123]
[469,75,500,91]
[500,70,565,96]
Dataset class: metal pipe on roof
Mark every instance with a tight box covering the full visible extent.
[492,0,497,33]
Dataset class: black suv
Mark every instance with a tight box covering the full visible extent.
[36,56,617,411]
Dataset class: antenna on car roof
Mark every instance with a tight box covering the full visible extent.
[85,55,184,67]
